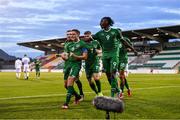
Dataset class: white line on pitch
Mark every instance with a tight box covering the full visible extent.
[0,85,179,100]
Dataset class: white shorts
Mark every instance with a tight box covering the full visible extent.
[16,68,21,73]
[117,64,129,77]
[23,65,30,72]
[79,71,82,77]
[124,64,129,77]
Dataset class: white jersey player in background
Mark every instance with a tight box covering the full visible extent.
[22,54,30,80]
[15,58,22,79]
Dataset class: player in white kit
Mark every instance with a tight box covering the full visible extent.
[22,54,30,80]
[15,58,22,79]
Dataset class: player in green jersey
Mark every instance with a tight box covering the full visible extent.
[62,30,84,99]
[34,59,41,79]
[93,17,137,98]
[93,17,123,98]
[118,37,134,98]
[63,30,74,88]
[62,29,88,109]
[83,31,103,96]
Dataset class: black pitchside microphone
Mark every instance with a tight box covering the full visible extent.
[92,96,124,113]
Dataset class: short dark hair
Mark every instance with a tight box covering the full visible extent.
[117,28,122,31]
[66,30,72,32]
[84,31,91,35]
[101,17,114,26]
[72,29,80,35]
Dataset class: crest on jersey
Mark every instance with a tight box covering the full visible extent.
[71,47,75,51]
[76,44,80,48]
[94,44,97,48]
[93,43,97,48]
[106,35,110,40]
[119,44,122,48]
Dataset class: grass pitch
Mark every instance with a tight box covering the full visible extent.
[0,72,180,119]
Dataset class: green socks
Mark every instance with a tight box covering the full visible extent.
[65,86,78,104]
[90,82,98,94]
[75,79,84,95]
[95,80,101,93]
[124,78,129,89]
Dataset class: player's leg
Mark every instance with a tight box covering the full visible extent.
[110,56,121,98]
[63,78,80,109]
[93,73,102,96]
[35,69,38,79]
[98,60,103,77]
[124,64,129,77]
[38,70,40,78]
[75,77,84,97]
[26,68,29,79]
[69,64,82,104]
[124,64,131,96]
[103,58,118,97]
[16,68,21,79]
[23,66,28,80]
[119,61,128,98]
[124,77,131,96]
[102,58,111,85]
[85,68,98,95]
[63,66,70,89]
[93,63,102,96]
[16,68,19,79]
[36,68,40,79]
[18,68,21,79]
[119,63,126,93]
[19,71,21,79]
[17,68,21,79]
[35,71,37,78]
[62,76,76,109]
[23,66,26,79]
[24,72,26,79]
[24,65,29,79]
[119,70,125,98]
[26,73,29,79]
[62,64,81,109]
[124,76,129,90]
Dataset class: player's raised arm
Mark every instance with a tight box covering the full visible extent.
[96,41,102,54]
[89,34,102,54]
[122,38,138,56]
[118,33,138,56]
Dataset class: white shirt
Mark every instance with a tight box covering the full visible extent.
[15,59,22,69]
[22,57,30,65]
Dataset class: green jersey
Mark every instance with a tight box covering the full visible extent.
[85,40,101,68]
[119,43,128,62]
[34,60,41,69]
[93,28,123,59]
[66,40,88,63]
[119,37,132,62]
[63,40,87,79]
[64,41,73,65]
